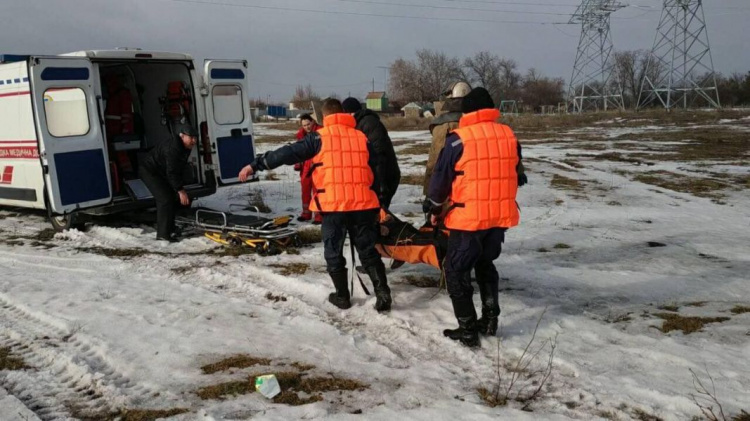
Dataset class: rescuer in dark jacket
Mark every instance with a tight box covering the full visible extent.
[342,98,401,210]
[139,124,197,242]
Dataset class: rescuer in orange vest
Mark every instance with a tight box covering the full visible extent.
[238,99,392,312]
[426,87,523,347]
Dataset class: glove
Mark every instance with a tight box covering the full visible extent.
[294,163,302,171]
[422,198,432,215]
[518,173,528,187]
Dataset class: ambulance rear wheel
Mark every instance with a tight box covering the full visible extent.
[49,213,84,232]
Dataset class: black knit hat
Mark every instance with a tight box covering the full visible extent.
[342,97,362,113]
[461,87,495,114]
[176,123,198,137]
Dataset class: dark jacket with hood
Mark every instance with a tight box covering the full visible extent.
[351,109,401,202]
[141,135,192,191]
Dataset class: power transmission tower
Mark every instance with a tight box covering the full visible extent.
[638,0,720,110]
[568,0,626,113]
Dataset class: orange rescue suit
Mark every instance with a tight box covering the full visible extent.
[309,113,380,213]
[444,108,520,231]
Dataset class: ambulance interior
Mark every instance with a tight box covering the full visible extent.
[98,62,201,199]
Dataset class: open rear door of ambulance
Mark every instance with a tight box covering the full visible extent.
[29,56,112,214]
[203,60,254,185]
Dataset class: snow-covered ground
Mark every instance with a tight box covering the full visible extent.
[1,118,748,420]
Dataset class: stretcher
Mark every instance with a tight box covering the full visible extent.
[176,206,300,254]
[376,210,447,270]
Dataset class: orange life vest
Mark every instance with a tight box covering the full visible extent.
[309,113,380,213]
[444,108,520,231]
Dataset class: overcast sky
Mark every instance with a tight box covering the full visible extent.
[3,0,749,103]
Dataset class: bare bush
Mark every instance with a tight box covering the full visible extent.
[478,308,558,410]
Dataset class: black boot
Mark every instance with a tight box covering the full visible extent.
[328,270,352,310]
[365,264,392,312]
[475,268,501,336]
[443,297,480,348]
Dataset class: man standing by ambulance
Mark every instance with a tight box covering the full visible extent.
[238,99,392,312]
[426,88,521,347]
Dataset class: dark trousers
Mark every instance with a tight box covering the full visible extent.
[139,166,178,239]
[322,209,383,275]
[444,228,505,315]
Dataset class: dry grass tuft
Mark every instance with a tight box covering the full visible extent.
[553,243,571,250]
[297,227,322,244]
[401,274,440,288]
[382,116,432,131]
[657,304,680,312]
[399,143,431,156]
[248,192,273,213]
[268,263,309,276]
[73,408,190,421]
[654,313,730,334]
[634,171,729,201]
[197,369,368,405]
[400,173,425,186]
[730,305,750,315]
[550,174,585,193]
[197,379,254,400]
[0,347,29,370]
[631,408,664,421]
[201,354,272,375]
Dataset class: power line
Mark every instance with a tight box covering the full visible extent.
[435,0,580,5]
[323,0,576,16]
[154,0,571,24]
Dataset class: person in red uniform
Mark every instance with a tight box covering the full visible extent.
[427,87,524,347]
[239,99,392,312]
[293,114,322,224]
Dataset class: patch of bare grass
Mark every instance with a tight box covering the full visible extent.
[248,192,272,213]
[0,347,29,370]
[654,313,730,334]
[550,174,585,193]
[72,408,190,421]
[382,116,432,131]
[399,143,431,156]
[197,379,254,400]
[268,262,309,276]
[730,305,750,315]
[401,274,439,288]
[657,304,680,312]
[634,171,729,201]
[201,354,272,375]
[197,370,368,406]
[297,227,322,244]
[560,159,585,169]
[553,243,571,250]
[400,173,425,186]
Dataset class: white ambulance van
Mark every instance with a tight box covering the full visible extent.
[0,49,255,230]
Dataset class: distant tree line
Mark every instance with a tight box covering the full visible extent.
[388,49,565,112]
[282,49,750,112]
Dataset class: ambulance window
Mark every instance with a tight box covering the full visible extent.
[212,85,244,125]
[43,88,90,137]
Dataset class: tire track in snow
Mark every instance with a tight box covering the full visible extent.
[0,294,155,420]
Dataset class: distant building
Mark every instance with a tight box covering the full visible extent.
[366,91,388,112]
[401,102,435,118]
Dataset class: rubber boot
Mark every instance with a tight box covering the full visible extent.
[365,263,392,313]
[475,274,500,336]
[327,270,352,310]
[443,297,480,348]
